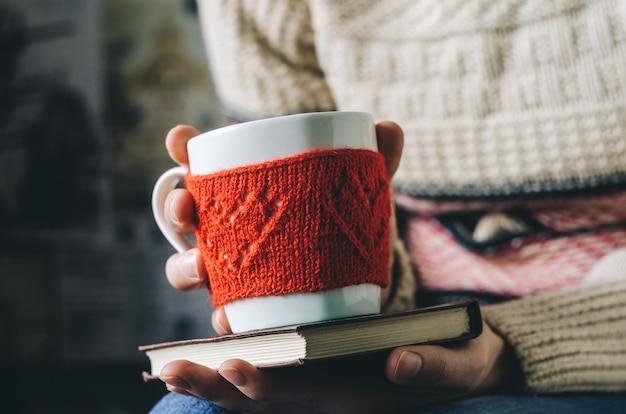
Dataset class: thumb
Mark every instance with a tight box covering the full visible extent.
[385,343,488,394]
[211,306,232,335]
[165,124,201,165]
[375,121,403,179]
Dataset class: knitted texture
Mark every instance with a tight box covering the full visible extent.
[198,0,626,392]
[398,191,626,296]
[197,0,336,120]
[200,0,626,198]
[310,0,626,198]
[185,148,391,307]
[483,279,626,391]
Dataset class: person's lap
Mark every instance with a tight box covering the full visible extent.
[150,391,626,414]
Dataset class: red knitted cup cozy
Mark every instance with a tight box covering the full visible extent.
[184,148,391,307]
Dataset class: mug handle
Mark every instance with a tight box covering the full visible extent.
[152,166,194,253]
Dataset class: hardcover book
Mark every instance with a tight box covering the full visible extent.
[140,299,482,378]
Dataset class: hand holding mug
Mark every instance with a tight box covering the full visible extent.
[154,114,404,333]
[157,122,524,413]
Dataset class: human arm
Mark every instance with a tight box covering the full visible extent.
[159,122,521,413]
[168,0,626,400]
[196,0,335,121]
[163,122,626,401]
[482,275,626,392]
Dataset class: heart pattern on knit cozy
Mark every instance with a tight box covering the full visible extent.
[185,149,392,306]
[199,186,287,276]
[324,165,390,260]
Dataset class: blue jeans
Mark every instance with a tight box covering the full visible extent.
[150,392,626,413]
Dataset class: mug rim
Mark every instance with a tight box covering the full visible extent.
[194,111,372,138]
[186,111,376,175]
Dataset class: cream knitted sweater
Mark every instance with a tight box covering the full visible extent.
[198,0,626,393]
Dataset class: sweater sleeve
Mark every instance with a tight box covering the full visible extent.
[197,0,336,120]
[482,276,626,392]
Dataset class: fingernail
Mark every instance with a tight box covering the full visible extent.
[166,196,182,227]
[180,251,199,280]
[212,312,229,335]
[219,366,247,387]
[161,375,191,391]
[393,351,422,381]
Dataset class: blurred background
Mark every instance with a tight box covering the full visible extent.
[1,0,225,412]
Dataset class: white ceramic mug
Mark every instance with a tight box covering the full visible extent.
[152,111,385,333]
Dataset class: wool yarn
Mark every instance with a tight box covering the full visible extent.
[185,148,391,307]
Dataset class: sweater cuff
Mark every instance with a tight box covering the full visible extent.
[482,280,626,392]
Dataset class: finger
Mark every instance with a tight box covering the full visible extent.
[165,125,201,165]
[164,189,196,234]
[375,121,404,179]
[385,340,490,394]
[165,249,208,291]
[211,307,232,335]
[218,359,329,411]
[160,360,259,413]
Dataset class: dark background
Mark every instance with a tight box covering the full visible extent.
[1,1,225,412]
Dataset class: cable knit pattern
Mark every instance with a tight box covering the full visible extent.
[308,0,626,198]
[198,0,626,392]
[198,0,336,120]
[185,149,391,307]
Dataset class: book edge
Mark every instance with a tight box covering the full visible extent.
[138,299,480,353]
